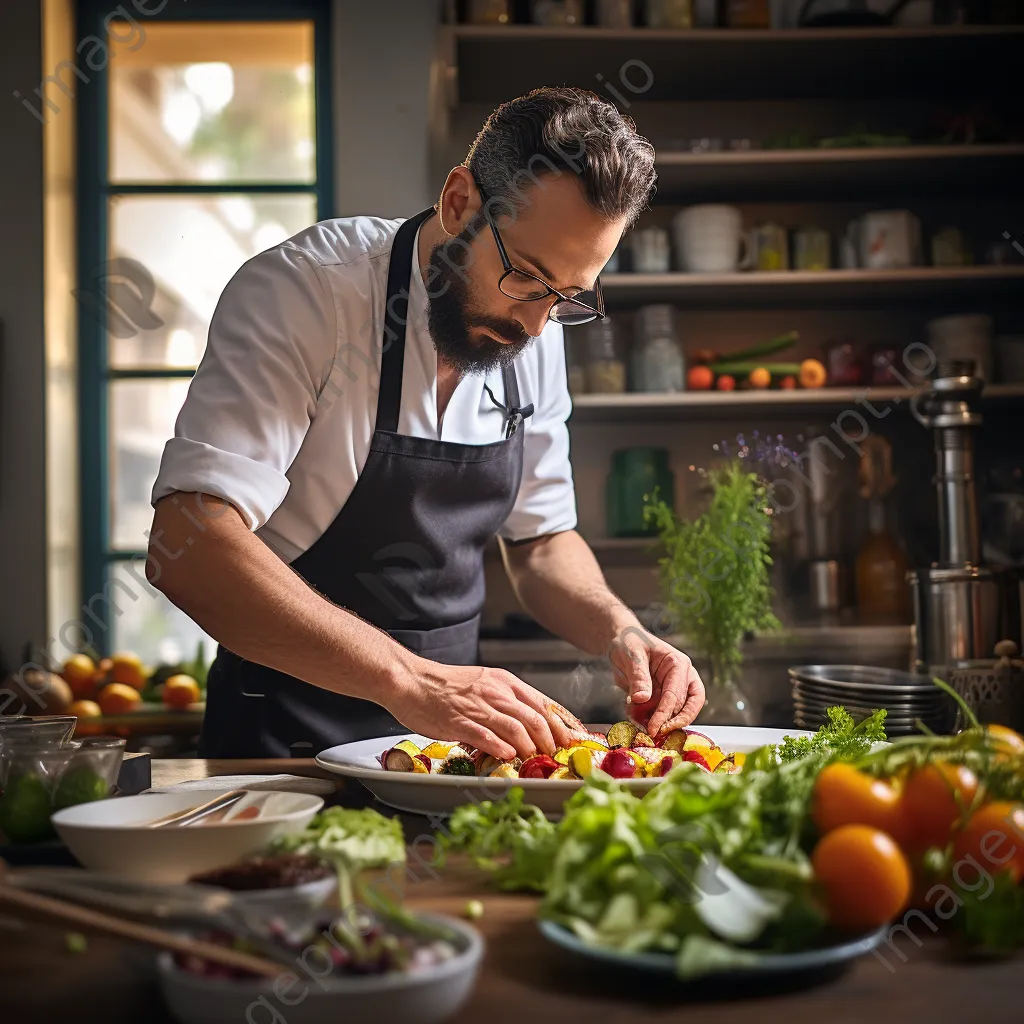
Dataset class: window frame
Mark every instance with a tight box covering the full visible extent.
[76,0,335,653]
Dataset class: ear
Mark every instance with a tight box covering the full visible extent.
[439,166,480,235]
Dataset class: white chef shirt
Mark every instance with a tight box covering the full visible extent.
[151,215,578,564]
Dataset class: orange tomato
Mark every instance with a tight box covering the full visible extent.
[687,365,714,391]
[62,654,97,698]
[97,682,141,716]
[985,725,1024,758]
[163,674,201,709]
[812,763,904,841]
[900,762,980,855]
[748,367,771,389]
[110,652,146,690]
[952,802,1024,884]
[799,358,827,388]
[812,825,912,932]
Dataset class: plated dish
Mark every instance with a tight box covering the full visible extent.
[315,725,812,816]
[378,720,747,780]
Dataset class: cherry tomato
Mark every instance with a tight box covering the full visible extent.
[687,365,714,390]
[900,762,980,855]
[519,755,558,779]
[812,763,903,840]
[952,802,1024,884]
[716,374,736,392]
[812,825,912,932]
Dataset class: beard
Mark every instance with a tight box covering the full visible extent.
[425,231,535,375]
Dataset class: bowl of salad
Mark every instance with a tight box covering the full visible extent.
[157,908,483,1024]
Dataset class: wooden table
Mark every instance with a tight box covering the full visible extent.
[2,759,1021,1023]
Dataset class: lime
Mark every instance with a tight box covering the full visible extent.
[0,773,55,844]
[53,767,110,811]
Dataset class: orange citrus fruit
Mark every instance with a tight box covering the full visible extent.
[110,652,146,690]
[163,674,200,709]
[97,682,141,716]
[67,699,103,735]
[62,654,97,698]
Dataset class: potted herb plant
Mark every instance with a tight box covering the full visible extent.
[644,434,792,724]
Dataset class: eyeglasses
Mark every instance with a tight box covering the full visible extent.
[477,190,606,327]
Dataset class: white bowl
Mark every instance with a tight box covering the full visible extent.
[156,912,484,1024]
[51,791,323,883]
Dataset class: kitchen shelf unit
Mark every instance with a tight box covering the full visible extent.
[599,265,1024,309]
[437,23,1024,105]
[569,383,1024,422]
[653,144,1024,202]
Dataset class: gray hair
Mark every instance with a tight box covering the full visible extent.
[462,87,656,228]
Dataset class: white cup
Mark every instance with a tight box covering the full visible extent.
[856,210,921,269]
[673,205,750,274]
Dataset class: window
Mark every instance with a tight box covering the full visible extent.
[77,1,333,663]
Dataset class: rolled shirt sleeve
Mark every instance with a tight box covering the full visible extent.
[152,245,339,530]
[500,323,578,542]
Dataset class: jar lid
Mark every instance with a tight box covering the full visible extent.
[636,304,674,338]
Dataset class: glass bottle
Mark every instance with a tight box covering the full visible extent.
[585,318,626,394]
[468,0,512,24]
[597,0,634,27]
[645,0,693,28]
[634,305,684,393]
[531,0,584,25]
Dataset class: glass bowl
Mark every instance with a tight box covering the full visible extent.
[53,737,126,810]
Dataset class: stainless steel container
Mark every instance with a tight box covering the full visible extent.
[908,565,1024,674]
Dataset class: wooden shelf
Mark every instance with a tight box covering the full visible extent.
[599,265,1024,309]
[569,384,1024,422]
[444,24,1024,104]
[653,145,1024,202]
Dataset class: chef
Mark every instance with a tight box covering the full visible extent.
[149,87,706,760]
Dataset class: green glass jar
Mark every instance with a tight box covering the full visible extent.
[606,447,675,537]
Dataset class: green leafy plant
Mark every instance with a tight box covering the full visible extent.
[644,459,779,687]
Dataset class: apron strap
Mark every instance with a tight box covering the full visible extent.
[376,208,436,434]
[486,363,534,440]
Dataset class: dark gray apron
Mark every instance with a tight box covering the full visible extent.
[198,208,531,758]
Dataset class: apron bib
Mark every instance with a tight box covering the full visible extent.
[199,209,530,757]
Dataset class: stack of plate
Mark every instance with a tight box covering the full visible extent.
[789,665,955,737]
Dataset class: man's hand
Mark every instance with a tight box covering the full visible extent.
[607,627,706,738]
[385,659,583,761]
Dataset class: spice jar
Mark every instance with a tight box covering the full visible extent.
[644,0,693,28]
[467,0,511,24]
[585,318,626,394]
[531,0,583,25]
[630,226,671,273]
[634,305,684,393]
[565,329,588,396]
[826,340,863,386]
[597,0,633,26]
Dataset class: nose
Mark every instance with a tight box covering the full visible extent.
[513,298,555,339]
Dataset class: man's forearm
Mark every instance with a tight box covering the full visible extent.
[500,530,639,657]
[148,493,416,701]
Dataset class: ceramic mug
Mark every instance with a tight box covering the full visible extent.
[852,210,922,269]
[673,205,753,274]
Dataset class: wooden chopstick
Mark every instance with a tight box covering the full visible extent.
[145,789,247,828]
[0,884,283,979]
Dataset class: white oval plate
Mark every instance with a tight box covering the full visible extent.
[315,726,811,817]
